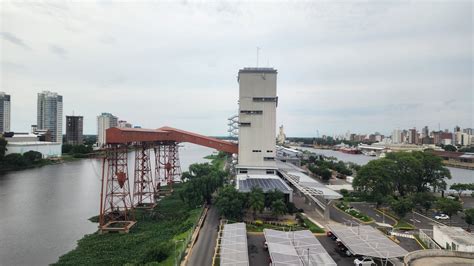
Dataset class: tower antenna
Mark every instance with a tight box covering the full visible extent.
[256,46,261,67]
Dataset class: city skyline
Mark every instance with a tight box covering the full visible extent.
[2,1,472,136]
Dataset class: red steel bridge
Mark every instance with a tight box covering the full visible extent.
[99,126,237,233]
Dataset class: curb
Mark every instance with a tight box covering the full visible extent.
[374,208,398,225]
[181,206,208,266]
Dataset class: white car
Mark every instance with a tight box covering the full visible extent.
[435,214,449,220]
[354,257,375,266]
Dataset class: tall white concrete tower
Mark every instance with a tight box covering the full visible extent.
[237,67,278,174]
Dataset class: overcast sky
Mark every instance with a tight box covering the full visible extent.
[1,0,472,136]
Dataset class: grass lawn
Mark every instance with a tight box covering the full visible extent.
[54,186,202,265]
[301,217,325,233]
[394,219,415,230]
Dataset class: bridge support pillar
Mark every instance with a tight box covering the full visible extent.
[99,144,136,233]
[154,142,182,194]
[133,143,156,209]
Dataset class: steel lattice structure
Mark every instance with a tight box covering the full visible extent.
[99,126,237,232]
[133,144,155,208]
[154,142,181,191]
[99,144,135,232]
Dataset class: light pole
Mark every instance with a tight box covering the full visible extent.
[307,248,310,265]
[174,239,184,266]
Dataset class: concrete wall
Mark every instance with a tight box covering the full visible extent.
[404,249,474,265]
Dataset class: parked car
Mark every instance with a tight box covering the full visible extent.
[435,214,449,220]
[330,234,338,241]
[264,241,268,250]
[354,257,375,265]
[326,231,333,237]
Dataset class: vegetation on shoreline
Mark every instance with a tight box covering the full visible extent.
[55,153,229,265]
[55,186,202,265]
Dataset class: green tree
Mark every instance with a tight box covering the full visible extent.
[412,192,436,213]
[271,199,287,218]
[320,167,332,181]
[248,187,265,218]
[390,197,414,218]
[450,183,474,197]
[265,189,285,208]
[464,208,474,230]
[0,137,7,159]
[4,153,30,167]
[353,159,395,204]
[436,198,463,225]
[23,150,43,162]
[215,186,245,220]
[413,151,451,192]
[443,144,457,152]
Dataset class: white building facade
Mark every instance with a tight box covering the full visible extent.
[237,67,278,174]
[97,112,118,147]
[37,91,63,143]
[433,225,474,252]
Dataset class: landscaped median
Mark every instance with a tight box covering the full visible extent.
[335,201,373,223]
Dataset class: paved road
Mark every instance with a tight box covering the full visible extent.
[350,202,397,226]
[317,235,354,266]
[247,234,268,266]
[187,206,219,266]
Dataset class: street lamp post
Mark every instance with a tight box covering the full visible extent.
[174,239,184,266]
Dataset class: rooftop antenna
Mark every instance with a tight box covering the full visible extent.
[256,46,261,67]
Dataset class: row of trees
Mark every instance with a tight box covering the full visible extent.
[450,183,474,197]
[353,151,457,219]
[305,155,353,181]
[62,144,94,158]
[178,163,227,208]
[215,186,290,220]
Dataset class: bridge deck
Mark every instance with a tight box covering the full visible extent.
[106,126,238,154]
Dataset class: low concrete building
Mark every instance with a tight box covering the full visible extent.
[6,141,62,158]
[433,225,474,252]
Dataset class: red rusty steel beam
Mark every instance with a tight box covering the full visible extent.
[106,126,238,154]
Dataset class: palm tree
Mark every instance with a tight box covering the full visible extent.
[249,187,265,219]
[271,199,287,219]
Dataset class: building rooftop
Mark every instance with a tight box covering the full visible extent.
[237,174,292,194]
[435,225,474,246]
[220,223,249,266]
[238,67,277,74]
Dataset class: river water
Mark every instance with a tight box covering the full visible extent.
[0,143,214,266]
[296,147,474,186]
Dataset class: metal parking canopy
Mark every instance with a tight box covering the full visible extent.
[327,224,408,259]
[220,223,249,266]
[264,229,337,266]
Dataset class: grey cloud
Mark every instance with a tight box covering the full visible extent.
[0,32,30,50]
[49,45,68,58]
[99,35,116,44]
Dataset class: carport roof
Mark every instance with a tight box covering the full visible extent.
[220,223,249,266]
[264,229,337,266]
[327,224,408,259]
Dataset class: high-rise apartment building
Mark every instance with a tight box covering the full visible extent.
[97,112,118,147]
[408,128,418,145]
[37,91,63,143]
[392,129,401,144]
[0,92,11,133]
[65,116,83,145]
[237,67,277,174]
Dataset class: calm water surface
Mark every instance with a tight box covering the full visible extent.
[297,147,474,186]
[0,143,214,266]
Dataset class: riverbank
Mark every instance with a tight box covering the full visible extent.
[54,184,202,265]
